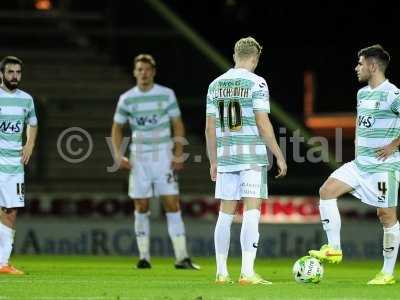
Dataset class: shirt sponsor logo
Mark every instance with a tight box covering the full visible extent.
[135,115,159,126]
[358,114,375,128]
[0,120,22,134]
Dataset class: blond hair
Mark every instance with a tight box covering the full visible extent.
[133,54,156,69]
[234,37,262,58]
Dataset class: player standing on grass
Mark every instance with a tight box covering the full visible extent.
[111,54,199,270]
[309,45,400,285]
[0,56,37,275]
[205,37,287,285]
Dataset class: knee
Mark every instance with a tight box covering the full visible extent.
[377,210,397,227]
[1,207,17,226]
[134,202,149,214]
[319,185,333,200]
[219,200,238,215]
[164,200,180,213]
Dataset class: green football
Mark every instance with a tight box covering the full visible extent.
[293,255,324,284]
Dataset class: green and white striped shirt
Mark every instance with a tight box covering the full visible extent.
[113,84,181,153]
[0,88,37,175]
[355,80,400,173]
[206,68,270,172]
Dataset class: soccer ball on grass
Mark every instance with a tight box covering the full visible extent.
[292,255,324,284]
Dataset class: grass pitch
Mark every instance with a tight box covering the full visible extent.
[0,256,399,299]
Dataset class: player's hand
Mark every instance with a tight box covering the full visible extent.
[171,151,184,171]
[376,141,399,161]
[118,156,132,170]
[171,160,184,171]
[275,157,287,178]
[21,143,34,165]
[210,163,217,181]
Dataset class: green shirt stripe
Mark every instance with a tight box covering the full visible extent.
[132,109,166,116]
[217,135,265,147]
[357,146,400,158]
[131,121,170,132]
[131,136,171,145]
[166,102,178,111]
[0,164,23,174]
[0,148,21,157]
[0,132,22,142]
[124,95,168,105]
[391,99,400,113]
[117,107,129,117]
[0,115,25,121]
[216,116,256,128]
[357,108,396,119]
[218,154,268,166]
[358,91,388,101]
[0,97,31,107]
[213,99,253,108]
[357,128,400,138]
[355,160,400,173]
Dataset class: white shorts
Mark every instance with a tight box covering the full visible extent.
[331,161,400,208]
[0,173,25,208]
[128,150,179,199]
[215,166,268,200]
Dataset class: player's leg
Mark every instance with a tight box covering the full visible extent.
[214,199,238,283]
[161,194,199,269]
[0,175,24,275]
[239,197,267,284]
[132,198,152,268]
[367,207,398,285]
[368,171,399,285]
[0,208,18,271]
[319,177,353,249]
[214,171,239,283]
[129,157,153,269]
[0,208,22,274]
[155,149,199,270]
[309,162,357,263]
[161,194,186,262]
[238,166,271,285]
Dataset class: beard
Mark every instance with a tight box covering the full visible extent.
[358,72,371,83]
[2,78,19,91]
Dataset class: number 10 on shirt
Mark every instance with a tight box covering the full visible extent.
[217,100,242,132]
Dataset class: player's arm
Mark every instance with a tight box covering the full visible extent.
[377,93,400,161]
[21,125,37,165]
[205,115,217,181]
[112,95,132,170]
[355,113,359,158]
[111,122,131,170]
[376,137,400,161]
[171,116,185,171]
[255,112,287,178]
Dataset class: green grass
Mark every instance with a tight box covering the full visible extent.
[0,256,399,300]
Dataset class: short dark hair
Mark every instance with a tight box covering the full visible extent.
[133,54,156,69]
[0,56,23,73]
[358,44,390,72]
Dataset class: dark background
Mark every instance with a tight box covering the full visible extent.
[0,0,398,195]
[109,0,400,114]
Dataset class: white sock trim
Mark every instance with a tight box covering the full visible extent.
[319,198,338,205]
[384,221,400,232]
[218,211,235,222]
[0,223,14,236]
